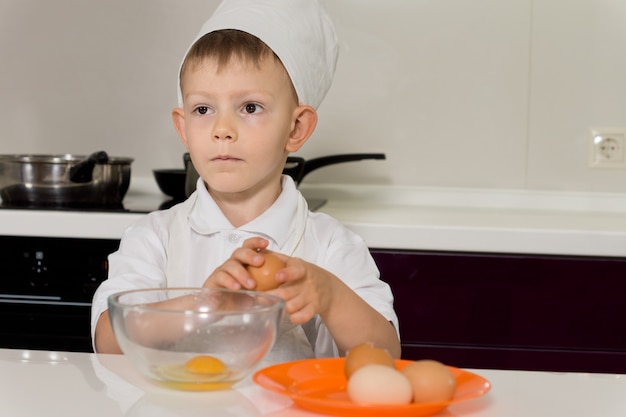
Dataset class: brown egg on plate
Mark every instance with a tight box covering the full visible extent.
[344,342,395,378]
[400,359,456,403]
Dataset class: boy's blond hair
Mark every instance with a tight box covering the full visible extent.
[180,29,297,103]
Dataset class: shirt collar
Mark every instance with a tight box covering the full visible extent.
[188,175,301,249]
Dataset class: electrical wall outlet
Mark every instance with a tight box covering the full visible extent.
[588,128,626,169]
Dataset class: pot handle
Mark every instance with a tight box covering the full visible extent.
[69,151,109,183]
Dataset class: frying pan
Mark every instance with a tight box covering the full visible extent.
[182,153,386,197]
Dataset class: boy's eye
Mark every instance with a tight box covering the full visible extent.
[244,103,261,114]
[196,106,209,115]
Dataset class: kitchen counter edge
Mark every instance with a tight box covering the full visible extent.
[3,179,626,257]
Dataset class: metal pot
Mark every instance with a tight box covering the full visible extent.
[0,151,134,208]
[183,152,386,197]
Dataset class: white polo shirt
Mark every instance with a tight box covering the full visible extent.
[91,176,398,360]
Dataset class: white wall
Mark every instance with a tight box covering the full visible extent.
[1,0,625,193]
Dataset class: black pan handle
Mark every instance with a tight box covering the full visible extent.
[283,156,306,183]
[69,151,109,183]
[298,153,386,183]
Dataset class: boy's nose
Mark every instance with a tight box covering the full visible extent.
[213,131,234,141]
[212,115,236,141]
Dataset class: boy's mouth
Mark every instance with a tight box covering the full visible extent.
[212,155,241,162]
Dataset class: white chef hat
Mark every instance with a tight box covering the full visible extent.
[177,0,339,109]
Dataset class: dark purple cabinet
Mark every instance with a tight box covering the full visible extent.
[371,249,626,373]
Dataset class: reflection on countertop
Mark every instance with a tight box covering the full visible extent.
[1,348,625,417]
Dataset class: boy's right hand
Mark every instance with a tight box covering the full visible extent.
[201,237,273,290]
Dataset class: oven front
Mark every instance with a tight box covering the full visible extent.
[0,235,119,352]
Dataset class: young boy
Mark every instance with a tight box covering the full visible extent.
[91,0,400,362]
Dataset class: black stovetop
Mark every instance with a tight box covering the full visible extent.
[0,196,327,214]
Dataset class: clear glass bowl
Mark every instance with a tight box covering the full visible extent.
[108,288,285,391]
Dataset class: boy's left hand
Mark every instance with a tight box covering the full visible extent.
[267,254,337,324]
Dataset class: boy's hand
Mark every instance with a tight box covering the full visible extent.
[203,237,401,358]
[268,255,337,324]
[202,237,338,325]
[202,237,272,290]
[269,256,401,357]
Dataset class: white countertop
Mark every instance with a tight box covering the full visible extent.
[3,177,626,257]
[1,348,624,417]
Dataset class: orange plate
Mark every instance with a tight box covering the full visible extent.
[253,358,491,417]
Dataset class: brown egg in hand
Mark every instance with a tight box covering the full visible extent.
[246,250,286,291]
[344,342,395,379]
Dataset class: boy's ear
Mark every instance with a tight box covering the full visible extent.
[172,107,189,149]
[286,105,318,153]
